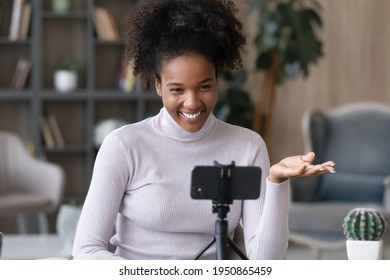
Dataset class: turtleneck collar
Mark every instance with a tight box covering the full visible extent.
[153,107,217,143]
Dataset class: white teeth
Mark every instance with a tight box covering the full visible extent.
[182,111,201,119]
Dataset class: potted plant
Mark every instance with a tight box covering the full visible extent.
[214,69,254,129]
[247,0,324,151]
[54,56,79,93]
[342,207,386,260]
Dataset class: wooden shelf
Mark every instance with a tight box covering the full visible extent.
[0,0,163,201]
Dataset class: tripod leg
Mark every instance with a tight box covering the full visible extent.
[216,234,228,260]
[193,238,215,260]
[227,238,248,260]
[215,219,229,260]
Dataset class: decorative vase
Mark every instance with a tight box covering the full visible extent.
[346,239,383,260]
[54,70,77,93]
[93,118,127,147]
[52,0,70,14]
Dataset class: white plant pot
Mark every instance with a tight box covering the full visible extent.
[346,239,383,260]
[54,70,77,93]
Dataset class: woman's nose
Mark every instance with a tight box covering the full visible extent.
[183,91,201,109]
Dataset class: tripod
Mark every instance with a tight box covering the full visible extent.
[193,161,248,260]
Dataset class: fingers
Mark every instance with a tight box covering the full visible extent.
[296,161,309,175]
[304,161,336,175]
[300,152,335,175]
[318,161,336,172]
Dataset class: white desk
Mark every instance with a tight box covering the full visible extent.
[1,234,70,260]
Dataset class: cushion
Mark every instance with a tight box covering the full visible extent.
[316,172,385,203]
[0,192,52,215]
[288,201,383,233]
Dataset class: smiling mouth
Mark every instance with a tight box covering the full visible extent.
[181,111,202,119]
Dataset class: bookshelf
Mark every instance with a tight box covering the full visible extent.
[0,0,162,204]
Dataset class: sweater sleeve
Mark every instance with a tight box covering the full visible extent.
[72,131,130,259]
[241,137,289,260]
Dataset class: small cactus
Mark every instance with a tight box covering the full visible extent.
[342,208,386,241]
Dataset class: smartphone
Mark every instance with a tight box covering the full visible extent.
[191,165,261,200]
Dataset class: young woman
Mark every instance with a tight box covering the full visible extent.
[72,0,335,260]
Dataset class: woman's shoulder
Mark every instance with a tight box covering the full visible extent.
[215,119,263,141]
[104,117,154,144]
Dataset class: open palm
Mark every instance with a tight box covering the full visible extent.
[268,152,335,183]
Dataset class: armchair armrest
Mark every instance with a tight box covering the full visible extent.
[290,176,320,202]
[384,176,390,213]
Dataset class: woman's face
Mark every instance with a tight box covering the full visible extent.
[155,53,218,133]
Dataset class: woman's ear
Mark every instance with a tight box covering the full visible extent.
[155,79,162,96]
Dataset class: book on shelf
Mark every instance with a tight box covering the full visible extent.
[8,0,32,41]
[47,114,65,148]
[92,7,120,41]
[104,8,120,39]
[9,0,24,41]
[118,62,136,94]
[0,3,3,28]
[18,2,32,40]
[92,7,106,40]
[40,116,55,149]
[10,58,31,90]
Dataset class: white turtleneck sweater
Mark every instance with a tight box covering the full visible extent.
[72,108,289,260]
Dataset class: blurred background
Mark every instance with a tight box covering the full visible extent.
[0,0,389,259]
[236,0,390,163]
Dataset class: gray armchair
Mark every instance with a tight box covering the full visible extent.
[289,102,390,259]
[0,131,65,233]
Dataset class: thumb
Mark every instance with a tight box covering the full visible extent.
[301,152,315,163]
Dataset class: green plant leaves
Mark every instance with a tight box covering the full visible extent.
[214,70,253,128]
[256,51,273,70]
[249,0,324,84]
[58,56,79,71]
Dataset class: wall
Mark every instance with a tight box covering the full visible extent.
[237,0,390,163]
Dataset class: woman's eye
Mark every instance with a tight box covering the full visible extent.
[170,88,183,94]
[199,84,211,91]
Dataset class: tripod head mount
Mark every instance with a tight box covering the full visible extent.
[212,161,235,206]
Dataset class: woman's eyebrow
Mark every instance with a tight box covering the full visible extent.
[166,82,183,87]
[166,78,215,87]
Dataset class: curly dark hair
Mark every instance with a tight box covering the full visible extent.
[123,0,246,87]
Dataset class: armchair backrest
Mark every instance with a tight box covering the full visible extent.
[0,131,30,193]
[301,103,390,203]
[0,131,64,211]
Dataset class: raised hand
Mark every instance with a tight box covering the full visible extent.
[268,152,336,184]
